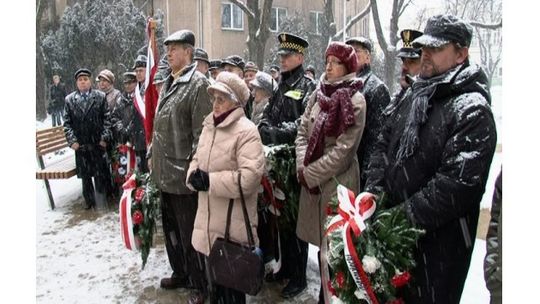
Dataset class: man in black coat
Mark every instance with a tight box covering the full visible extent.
[345,36,391,190]
[258,32,316,299]
[364,14,497,303]
[49,74,67,127]
[111,71,148,174]
[64,68,112,210]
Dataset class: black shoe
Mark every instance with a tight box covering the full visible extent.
[160,276,191,290]
[281,280,307,298]
[84,203,95,210]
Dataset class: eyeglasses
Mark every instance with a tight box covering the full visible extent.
[210,95,230,105]
[326,60,344,66]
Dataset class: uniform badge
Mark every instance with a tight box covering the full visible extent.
[284,89,304,100]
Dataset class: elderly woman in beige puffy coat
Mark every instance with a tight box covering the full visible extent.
[296,42,366,300]
[186,71,265,304]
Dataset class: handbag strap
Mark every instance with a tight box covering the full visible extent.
[237,172,256,247]
[224,199,234,241]
[222,172,255,248]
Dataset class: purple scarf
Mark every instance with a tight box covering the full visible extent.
[304,78,363,166]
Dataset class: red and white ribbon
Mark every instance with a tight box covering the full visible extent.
[326,185,378,304]
[126,145,137,174]
[119,174,137,250]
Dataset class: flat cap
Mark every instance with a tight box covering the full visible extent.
[164,29,195,46]
[221,55,246,70]
[209,59,222,70]
[345,36,373,53]
[74,68,92,80]
[277,32,309,55]
[193,48,209,64]
[412,14,473,48]
[269,64,280,73]
[132,54,147,69]
[123,71,137,83]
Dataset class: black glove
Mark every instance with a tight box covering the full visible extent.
[259,125,274,145]
[189,169,210,191]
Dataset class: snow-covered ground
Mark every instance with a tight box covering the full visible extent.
[35,87,502,303]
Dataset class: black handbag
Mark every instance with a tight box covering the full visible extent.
[207,173,264,296]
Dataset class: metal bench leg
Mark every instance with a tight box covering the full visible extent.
[43,179,55,210]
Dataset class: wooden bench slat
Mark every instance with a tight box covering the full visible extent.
[36,126,64,136]
[36,157,77,180]
[38,143,70,156]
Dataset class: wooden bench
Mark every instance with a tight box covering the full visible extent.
[36,126,77,210]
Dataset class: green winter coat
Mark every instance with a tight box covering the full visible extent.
[151,63,213,194]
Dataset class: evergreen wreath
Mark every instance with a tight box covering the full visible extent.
[325,185,424,303]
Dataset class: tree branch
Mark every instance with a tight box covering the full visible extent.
[398,0,413,17]
[333,2,371,40]
[229,0,256,19]
[371,0,389,54]
[469,19,502,29]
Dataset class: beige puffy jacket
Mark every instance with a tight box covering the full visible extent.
[187,107,265,256]
[295,73,367,246]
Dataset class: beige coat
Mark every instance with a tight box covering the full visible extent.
[187,107,265,256]
[295,73,367,246]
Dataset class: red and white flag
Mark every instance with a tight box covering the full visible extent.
[134,18,160,145]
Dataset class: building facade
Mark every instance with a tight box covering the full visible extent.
[50,0,370,65]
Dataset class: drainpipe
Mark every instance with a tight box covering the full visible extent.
[198,0,204,48]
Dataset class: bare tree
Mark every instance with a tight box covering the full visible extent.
[371,0,413,94]
[36,0,48,120]
[443,0,502,87]
[229,0,273,69]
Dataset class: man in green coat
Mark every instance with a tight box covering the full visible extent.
[149,29,212,303]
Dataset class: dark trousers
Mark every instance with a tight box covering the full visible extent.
[135,149,148,173]
[280,232,308,284]
[161,192,207,292]
[81,174,109,207]
[51,109,63,127]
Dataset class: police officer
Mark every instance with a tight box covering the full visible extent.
[384,29,423,117]
[259,32,316,299]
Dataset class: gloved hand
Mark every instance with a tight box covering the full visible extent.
[188,168,210,191]
[259,125,274,145]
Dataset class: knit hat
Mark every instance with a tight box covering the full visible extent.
[325,42,358,73]
[250,71,277,96]
[207,71,250,107]
[98,69,115,83]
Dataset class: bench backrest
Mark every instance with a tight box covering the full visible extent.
[36,126,68,156]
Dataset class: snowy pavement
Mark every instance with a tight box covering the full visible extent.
[35,113,500,303]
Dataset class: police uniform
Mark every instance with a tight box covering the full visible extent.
[258,32,316,299]
[384,29,423,118]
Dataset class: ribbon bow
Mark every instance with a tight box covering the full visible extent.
[325,185,379,304]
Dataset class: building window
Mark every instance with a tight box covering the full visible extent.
[270,7,287,32]
[309,11,323,35]
[222,2,243,30]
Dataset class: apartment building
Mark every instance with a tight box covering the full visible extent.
[49,0,370,61]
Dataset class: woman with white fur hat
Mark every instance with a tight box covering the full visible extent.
[186,71,266,304]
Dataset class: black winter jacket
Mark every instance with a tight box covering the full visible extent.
[111,92,146,151]
[258,65,315,145]
[63,89,112,178]
[355,65,391,189]
[365,61,497,304]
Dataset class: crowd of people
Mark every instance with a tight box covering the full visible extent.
[54,13,500,304]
